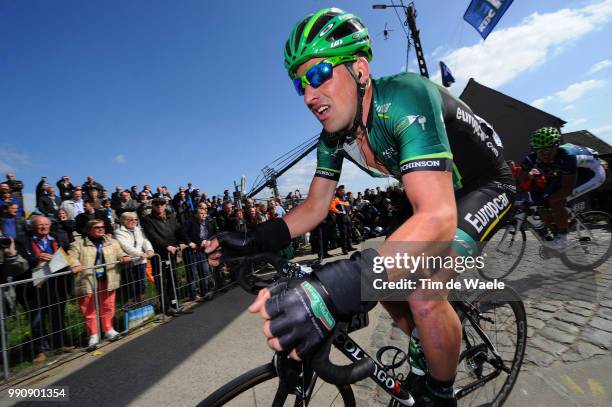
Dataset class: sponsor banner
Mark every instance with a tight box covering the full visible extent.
[463,0,514,40]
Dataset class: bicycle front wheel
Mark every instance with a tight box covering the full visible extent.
[561,210,612,270]
[478,225,526,280]
[454,287,527,407]
[199,363,356,407]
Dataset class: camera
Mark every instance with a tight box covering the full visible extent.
[0,236,12,249]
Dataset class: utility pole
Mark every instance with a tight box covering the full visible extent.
[373,2,429,78]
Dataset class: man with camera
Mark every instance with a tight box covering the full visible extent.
[5,173,24,208]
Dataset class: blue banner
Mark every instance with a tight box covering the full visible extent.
[463,0,513,40]
[439,61,455,87]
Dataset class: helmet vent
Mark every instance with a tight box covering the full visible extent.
[328,19,363,42]
[307,12,337,43]
[293,19,309,52]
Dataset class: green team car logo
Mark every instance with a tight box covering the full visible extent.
[301,281,336,330]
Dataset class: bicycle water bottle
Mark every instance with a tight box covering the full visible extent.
[408,328,427,376]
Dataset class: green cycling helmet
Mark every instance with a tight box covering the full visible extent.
[284,8,372,79]
[531,127,561,149]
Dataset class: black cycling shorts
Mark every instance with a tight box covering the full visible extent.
[387,177,516,249]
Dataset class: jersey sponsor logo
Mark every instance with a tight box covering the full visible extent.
[400,158,450,174]
[375,102,392,114]
[456,107,487,142]
[315,168,339,180]
[381,146,397,159]
[486,141,499,157]
[464,192,510,233]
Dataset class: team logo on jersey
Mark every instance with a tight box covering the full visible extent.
[406,115,427,131]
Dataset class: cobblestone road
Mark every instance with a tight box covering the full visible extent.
[353,235,612,406]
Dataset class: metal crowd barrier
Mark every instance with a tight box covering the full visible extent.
[0,253,163,382]
[167,248,238,309]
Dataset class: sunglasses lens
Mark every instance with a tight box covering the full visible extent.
[306,62,333,88]
[293,62,334,96]
[293,78,305,96]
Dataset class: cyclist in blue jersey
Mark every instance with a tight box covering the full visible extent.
[206,8,517,406]
[519,127,607,250]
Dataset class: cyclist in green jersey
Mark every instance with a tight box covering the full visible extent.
[206,8,515,406]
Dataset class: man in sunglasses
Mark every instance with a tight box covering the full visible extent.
[518,127,606,251]
[206,8,516,406]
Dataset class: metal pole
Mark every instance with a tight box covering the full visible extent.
[0,288,10,380]
[158,256,166,314]
[406,3,429,78]
[92,274,102,343]
[167,254,180,310]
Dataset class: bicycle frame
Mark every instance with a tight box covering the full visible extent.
[267,300,511,406]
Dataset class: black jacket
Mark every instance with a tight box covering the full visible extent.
[51,220,75,249]
[141,212,187,252]
[81,181,104,198]
[56,180,76,201]
[216,211,236,232]
[39,194,62,217]
[182,216,218,245]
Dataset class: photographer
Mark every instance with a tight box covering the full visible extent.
[56,176,76,201]
[5,173,24,207]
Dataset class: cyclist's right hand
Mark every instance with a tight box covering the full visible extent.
[205,218,292,266]
[204,231,259,267]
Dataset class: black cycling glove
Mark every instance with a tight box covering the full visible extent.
[266,249,386,358]
[216,218,292,257]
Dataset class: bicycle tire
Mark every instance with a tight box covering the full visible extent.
[455,287,527,407]
[561,210,612,271]
[199,363,356,407]
[478,226,526,280]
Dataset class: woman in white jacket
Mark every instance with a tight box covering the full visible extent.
[114,212,154,304]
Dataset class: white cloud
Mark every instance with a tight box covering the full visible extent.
[439,0,612,90]
[557,80,607,102]
[588,59,612,74]
[531,79,607,108]
[114,154,126,164]
[570,118,588,125]
[0,148,31,173]
[563,104,575,111]
[591,124,612,135]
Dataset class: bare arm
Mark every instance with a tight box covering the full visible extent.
[378,171,457,280]
[282,176,337,237]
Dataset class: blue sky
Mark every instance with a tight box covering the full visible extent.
[1,0,610,208]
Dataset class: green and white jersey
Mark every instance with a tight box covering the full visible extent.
[314,72,511,190]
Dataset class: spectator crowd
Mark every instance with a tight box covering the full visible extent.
[0,171,401,368]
